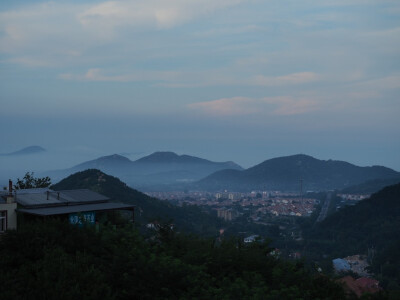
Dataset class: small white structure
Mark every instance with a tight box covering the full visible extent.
[244,235,259,243]
[0,181,18,232]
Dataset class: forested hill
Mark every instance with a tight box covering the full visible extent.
[304,183,400,291]
[312,183,400,253]
[340,177,400,194]
[51,169,223,236]
[0,220,347,299]
[196,154,400,191]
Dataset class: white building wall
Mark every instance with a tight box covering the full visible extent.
[0,202,17,230]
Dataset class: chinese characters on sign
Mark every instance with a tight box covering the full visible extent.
[69,211,96,226]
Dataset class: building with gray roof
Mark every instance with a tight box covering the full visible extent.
[0,183,134,231]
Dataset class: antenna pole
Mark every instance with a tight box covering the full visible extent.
[300,178,303,201]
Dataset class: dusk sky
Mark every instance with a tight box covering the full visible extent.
[1,0,399,172]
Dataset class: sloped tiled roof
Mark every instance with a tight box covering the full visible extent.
[17,202,134,216]
[15,188,109,208]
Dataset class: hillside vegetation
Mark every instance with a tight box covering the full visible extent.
[302,183,400,293]
[51,169,224,236]
[340,178,400,194]
[0,220,348,299]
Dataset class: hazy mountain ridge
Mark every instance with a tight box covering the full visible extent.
[196,154,400,191]
[45,152,243,189]
[1,146,46,156]
[135,151,241,167]
[72,154,133,174]
[135,151,205,164]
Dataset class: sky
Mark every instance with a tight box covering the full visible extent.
[0,0,399,173]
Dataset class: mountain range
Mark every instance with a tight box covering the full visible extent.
[46,152,243,190]
[194,154,400,192]
[43,152,400,192]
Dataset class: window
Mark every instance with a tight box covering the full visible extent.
[0,211,6,232]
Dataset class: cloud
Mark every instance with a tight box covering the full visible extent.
[60,67,238,86]
[234,54,270,67]
[6,56,54,67]
[59,68,129,81]
[267,96,320,115]
[188,97,257,116]
[188,96,320,117]
[59,68,183,83]
[251,72,320,86]
[59,67,323,89]
[0,0,245,67]
[81,68,132,82]
[354,74,400,90]
[0,2,88,68]
[1,0,399,110]
[78,0,244,30]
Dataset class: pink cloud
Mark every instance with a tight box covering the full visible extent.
[59,68,184,83]
[188,96,320,117]
[188,97,258,116]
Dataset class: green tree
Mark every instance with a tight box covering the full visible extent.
[14,172,51,189]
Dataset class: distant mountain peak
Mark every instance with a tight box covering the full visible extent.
[275,154,316,161]
[135,151,186,163]
[97,154,132,162]
[149,151,180,158]
[134,152,243,170]
[2,145,46,156]
[72,154,132,171]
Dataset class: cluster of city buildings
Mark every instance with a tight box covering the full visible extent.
[146,191,212,201]
[146,190,318,221]
[257,198,317,217]
[337,194,370,202]
[146,190,300,203]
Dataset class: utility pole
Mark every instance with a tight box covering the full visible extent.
[300,178,303,201]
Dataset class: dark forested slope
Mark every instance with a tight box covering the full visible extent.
[304,183,400,291]
[51,169,223,236]
[308,183,400,253]
[0,220,347,299]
